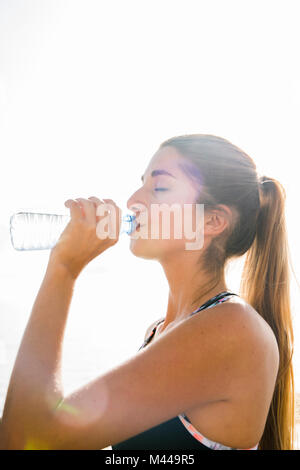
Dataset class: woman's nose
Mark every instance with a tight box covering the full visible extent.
[127,190,141,212]
[127,202,142,214]
[127,194,147,217]
[126,195,136,211]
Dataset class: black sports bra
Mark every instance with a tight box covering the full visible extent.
[111,291,259,450]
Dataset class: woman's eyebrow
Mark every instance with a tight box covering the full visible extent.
[141,169,176,183]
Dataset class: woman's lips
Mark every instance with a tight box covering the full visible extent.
[131,222,143,233]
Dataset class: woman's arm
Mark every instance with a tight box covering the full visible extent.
[1,293,259,450]
[0,196,121,449]
[0,261,76,449]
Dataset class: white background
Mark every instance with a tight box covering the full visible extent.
[0,0,299,444]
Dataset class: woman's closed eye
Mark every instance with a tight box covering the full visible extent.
[154,188,169,192]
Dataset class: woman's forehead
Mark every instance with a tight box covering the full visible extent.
[145,147,185,177]
[145,147,202,186]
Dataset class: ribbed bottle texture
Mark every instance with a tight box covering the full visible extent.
[10,212,137,251]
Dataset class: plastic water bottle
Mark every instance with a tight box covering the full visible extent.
[10,211,137,251]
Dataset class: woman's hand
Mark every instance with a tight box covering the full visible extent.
[49,196,122,279]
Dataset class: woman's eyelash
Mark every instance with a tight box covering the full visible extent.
[154,188,169,192]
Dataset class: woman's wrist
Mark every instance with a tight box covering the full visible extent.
[47,252,81,282]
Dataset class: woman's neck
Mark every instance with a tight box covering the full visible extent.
[160,254,228,329]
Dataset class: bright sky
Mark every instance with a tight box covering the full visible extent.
[0,0,299,408]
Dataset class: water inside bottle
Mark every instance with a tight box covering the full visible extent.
[10,211,137,251]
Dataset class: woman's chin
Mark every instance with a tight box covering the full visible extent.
[128,237,155,259]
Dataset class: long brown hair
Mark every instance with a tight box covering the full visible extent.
[159,134,295,450]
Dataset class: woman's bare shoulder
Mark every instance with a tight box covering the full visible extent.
[227,296,279,359]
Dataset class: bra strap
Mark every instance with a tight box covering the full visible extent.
[190,291,239,315]
[139,292,238,350]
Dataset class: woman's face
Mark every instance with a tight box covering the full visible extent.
[126,145,203,260]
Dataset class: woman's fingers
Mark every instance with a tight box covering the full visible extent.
[64,197,119,227]
[75,198,97,225]
[88,196,108,223]
[102,198,117,207]
[88,196,117,222]
[64,200,84,221]
[53,196,121,279]
[88,196,103,207]
[102,198,122,232]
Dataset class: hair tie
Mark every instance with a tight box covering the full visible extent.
[259,177,273,185]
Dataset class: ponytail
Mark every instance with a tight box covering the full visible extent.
[240,176,295,449]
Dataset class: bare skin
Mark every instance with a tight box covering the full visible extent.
[0,146,279,449]
[144,296,279,448]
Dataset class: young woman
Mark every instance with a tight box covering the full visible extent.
[0,134,294,450]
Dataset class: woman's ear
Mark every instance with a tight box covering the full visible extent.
[204,204,233,237]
